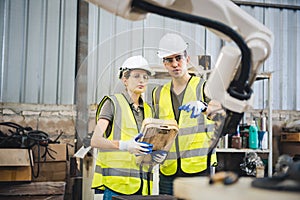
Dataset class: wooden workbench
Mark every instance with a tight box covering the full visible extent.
[174,177,299,200]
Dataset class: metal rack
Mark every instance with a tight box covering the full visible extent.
[216,72,273,177]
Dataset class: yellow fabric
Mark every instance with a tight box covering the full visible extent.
[92,94,153,195]
[154,76,217,175]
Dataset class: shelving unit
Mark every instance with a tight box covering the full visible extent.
[216,72,273,177]
[216,148,270,154]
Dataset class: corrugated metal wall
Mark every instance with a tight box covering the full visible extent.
[1,0,299,111]
[0,0,77,104]
[238,1,300,111]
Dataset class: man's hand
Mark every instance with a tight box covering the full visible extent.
[151,150,167,164]
[179,100,208,118]
[119,133,153,156]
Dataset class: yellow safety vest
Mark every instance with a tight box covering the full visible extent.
[92,94,153,195]
[152,76,217,176]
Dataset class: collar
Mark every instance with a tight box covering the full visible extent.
[121,90,144,108]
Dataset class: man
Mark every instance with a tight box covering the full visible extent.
[152,33,217,195]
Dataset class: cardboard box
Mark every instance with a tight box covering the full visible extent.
[32,161,67,182]
[32,143,68,162]
[0,149,32,181]
[31,144,68,182]
[280,142,300,157]
[281,132,300,142]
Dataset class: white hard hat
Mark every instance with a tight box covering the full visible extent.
[119,55,154,78]
[157,33,188,58]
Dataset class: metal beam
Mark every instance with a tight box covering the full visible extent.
[233,1,300,11]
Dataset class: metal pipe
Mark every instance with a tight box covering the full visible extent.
[233,1,300,11]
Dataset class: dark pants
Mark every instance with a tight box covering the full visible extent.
[159,174,175,195]
[95,187,143,200]
[159,170,208,195]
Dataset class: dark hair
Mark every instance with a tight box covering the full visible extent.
[122,70,131,79]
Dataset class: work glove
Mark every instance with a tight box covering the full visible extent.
[151,150,168,164]
[179,100,208,118]
[119,133,153,156]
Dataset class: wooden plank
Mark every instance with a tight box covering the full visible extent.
[0,182,66,196]
[0,166,32,182]
[281,132,300,142]
[0,196,64,200]
[136,118,178,165]
[32,161,67,182]
[174,177,300,200]
[0,149,32,166]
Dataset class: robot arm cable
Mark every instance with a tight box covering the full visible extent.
[131,0,254,176]
[131,0,252,100]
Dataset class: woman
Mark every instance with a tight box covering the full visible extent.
[91,55,155,199]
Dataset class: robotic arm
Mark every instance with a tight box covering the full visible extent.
[86,0,273,135]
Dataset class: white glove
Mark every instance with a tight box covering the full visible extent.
[119,133,153,156]
[151,150,167,164]
[179,100,208,118]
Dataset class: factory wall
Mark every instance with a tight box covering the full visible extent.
[0,0,299,111]
[0,0,77,104]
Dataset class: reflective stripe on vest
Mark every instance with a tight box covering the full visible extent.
[94,165,153,180]
[92,94,153,194]
[153,76,217,175]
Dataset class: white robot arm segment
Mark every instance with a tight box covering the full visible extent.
[85,0,147,20]
[86,0,273,110]
[85,0,274,135]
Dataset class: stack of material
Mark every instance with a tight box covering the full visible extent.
[0,144,68,182]
[0,149,32,182]
[0,181,66,199]
[280,120,300,157]
[32,143,68,182]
